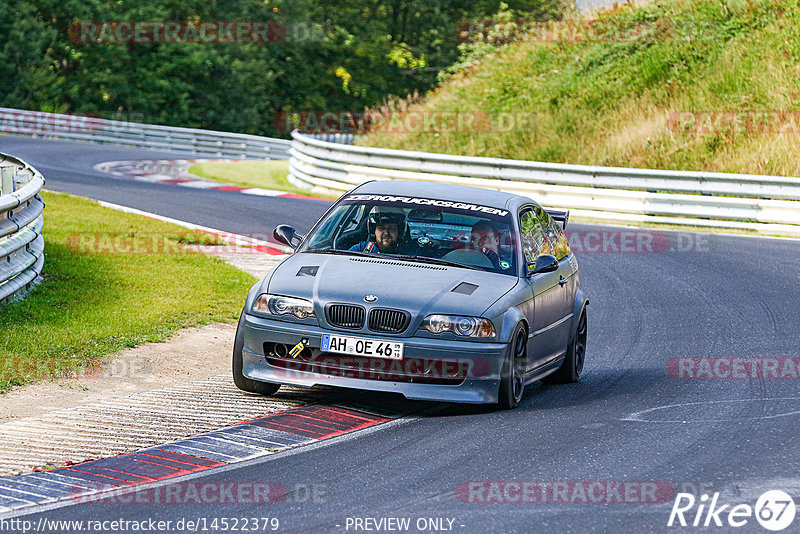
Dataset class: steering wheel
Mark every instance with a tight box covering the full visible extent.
[440,249,495,270]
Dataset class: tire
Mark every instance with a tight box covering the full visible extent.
[497,324,527,410]
[232,310,281,395]
[543,308,587,385]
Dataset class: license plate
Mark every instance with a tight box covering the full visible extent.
[321,334,404,360]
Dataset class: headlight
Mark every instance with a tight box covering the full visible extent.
[254,294,315,319]
[422,315,495,338]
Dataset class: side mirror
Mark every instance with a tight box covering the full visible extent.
[274,224,302,249]
[527,254,559,276]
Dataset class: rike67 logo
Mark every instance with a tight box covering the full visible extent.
[668,490,796,531]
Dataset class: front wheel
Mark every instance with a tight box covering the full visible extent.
[233,310,281,395]
[543,308,587,385]
[497,324,527,410]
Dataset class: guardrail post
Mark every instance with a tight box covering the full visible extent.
[0,165,15,195]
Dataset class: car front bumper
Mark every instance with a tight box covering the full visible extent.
[241,313,507,404]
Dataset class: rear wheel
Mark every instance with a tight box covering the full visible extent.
[497,325,527,410]
[233,310,281,395]
[543,308,587,384]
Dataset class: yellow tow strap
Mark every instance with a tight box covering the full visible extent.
[288,338,309,358]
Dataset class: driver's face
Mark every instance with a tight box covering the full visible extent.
[471,229,499,253]
[375,223,399,250]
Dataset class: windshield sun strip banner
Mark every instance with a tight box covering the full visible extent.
[344,194,509,217]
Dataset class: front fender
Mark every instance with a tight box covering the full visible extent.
[497,306,527,345]
[244,281,262,312]
[244,253,294,311]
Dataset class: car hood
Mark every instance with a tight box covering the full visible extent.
[264,253,518,322]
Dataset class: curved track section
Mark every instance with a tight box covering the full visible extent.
[2,136,799,532]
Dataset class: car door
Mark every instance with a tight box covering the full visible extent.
[519,207,563,370]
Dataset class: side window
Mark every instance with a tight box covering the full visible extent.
[519,209,548,264]
[341,204,366,234]
[308,204,362,250]
[535,206,570,259]
[549,221,571,259]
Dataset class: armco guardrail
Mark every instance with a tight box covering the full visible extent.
[288,131,800,236]
[0,154,45,305]
[0,107,291,160]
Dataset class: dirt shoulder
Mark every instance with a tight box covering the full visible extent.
[0,236,288,423]
[0,322,236,423]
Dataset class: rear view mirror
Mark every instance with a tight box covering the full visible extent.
[527,254,559,276]
[407,209,443,222]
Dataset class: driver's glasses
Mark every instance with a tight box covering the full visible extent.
[471,231,496,248]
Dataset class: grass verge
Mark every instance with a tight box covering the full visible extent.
[188,160,338,199]
[361,0,800,177]
[0,191,256,394]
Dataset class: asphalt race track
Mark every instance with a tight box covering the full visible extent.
[3,136,800,533]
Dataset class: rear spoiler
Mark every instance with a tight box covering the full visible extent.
[545,209,569,229]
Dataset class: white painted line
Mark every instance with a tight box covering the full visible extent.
[0,485,55,501]
[127,174,168,182]
[621,397,800,423]
[239,188,285,197]
[178,180,225,189]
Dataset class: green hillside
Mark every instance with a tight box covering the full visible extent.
[361,0,800,177]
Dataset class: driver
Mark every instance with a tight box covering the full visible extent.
[349,206,411,254]
[470,220,503,269]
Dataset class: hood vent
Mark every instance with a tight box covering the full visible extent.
[452,282,479,295]
[296,266,319,277]
[349,258,446,271]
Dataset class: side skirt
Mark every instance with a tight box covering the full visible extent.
[524,351,566,385]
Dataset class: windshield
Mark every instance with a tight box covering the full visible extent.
[299,194,518,275]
